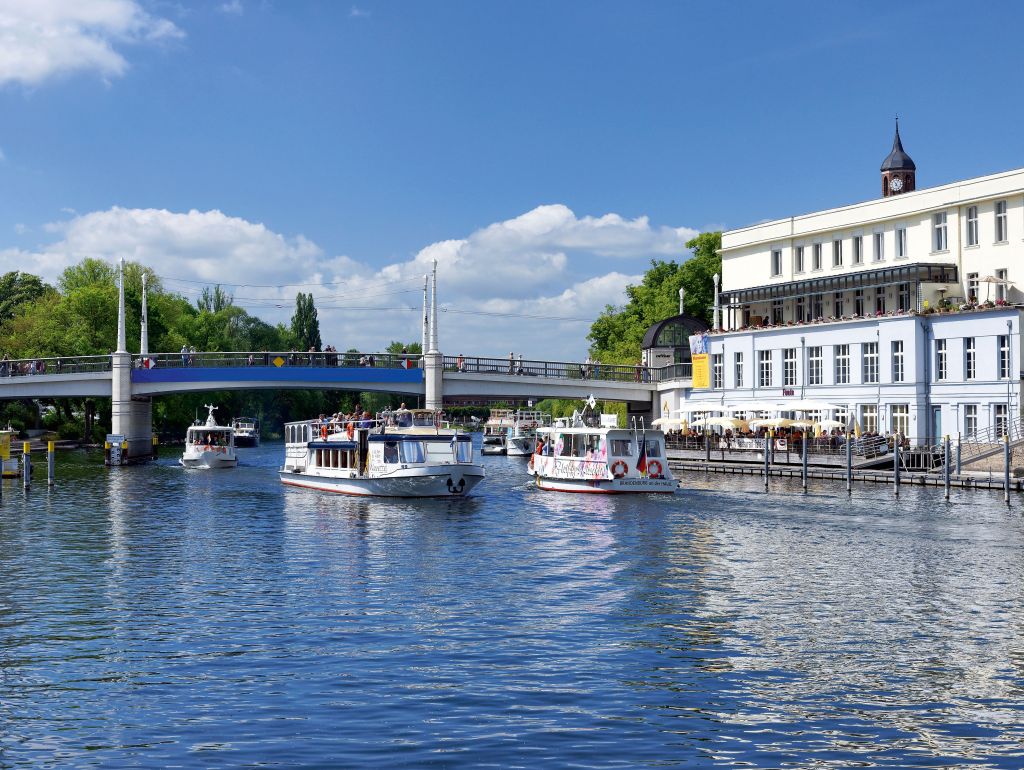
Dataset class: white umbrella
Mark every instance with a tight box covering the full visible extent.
[652,417,686,429]
[779,399,841,412]
[721,401,784,414]
[814,419,848,430]
[691,417,750,431]
[749,417,796,430]
[672,404,720,415]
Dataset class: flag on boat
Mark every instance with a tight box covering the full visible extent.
[636,437,648,477]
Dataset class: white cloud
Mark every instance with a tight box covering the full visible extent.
[0,0,183,87]
[0,146,5,161]
[1,203,698,359]
[13,223,27,234]
[218,0,243,15]
[350,6,370,18]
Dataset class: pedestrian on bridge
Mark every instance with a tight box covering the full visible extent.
[508,352,515,374]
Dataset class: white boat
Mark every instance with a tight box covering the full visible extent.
[1,424,18,478]
[505,410,550,457]
[481,409,514,455]
[527,408,677,494]
[180,405,238,469]
[232,416,260,447]
[280,409,485,497]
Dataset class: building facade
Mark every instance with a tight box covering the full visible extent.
[657,126,1022,443]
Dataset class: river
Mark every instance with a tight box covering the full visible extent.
[1,446,1023,768]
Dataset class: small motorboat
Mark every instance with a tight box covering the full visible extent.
[181,405,238,469]
[232,416,260,447]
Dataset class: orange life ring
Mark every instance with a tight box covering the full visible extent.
[648,460,663,478]
[320,424,328,440]
[610,460,627,478]
[346,422,354,440]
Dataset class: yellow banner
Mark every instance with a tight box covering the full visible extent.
[691,353,710,389]
[0,431,9,460]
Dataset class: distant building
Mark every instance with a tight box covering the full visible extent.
[653,123,1021,444]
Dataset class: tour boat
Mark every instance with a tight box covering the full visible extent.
[1,424,18,478]
[231,416,261,447]
[504,410,550,457]
[180,405,238,469]
[527,409,677,494]
[481,409,514,455]
[279,409,485,497]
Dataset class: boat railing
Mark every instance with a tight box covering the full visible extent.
[0,354,112,377]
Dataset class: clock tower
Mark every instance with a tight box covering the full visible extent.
[880,118,916,197]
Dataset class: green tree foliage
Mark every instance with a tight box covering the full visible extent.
[197,285,234,313]
[587,231,721,364]
[385,341,422,355]
[0,271,53,324]
[290,292,322,350]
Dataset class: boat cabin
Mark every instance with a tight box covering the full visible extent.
[186,424,234,447]
[536,428,664,464]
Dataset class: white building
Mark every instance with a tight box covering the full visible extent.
[658,124,1021,444]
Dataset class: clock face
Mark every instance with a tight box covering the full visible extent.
[889,177,904,192]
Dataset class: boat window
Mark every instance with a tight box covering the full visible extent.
[586,435,602,456]
[412,412,435,427]
[395,412,412,428]
[383,441,400,463]
[645,439,662,458]
[400,441,425,464]
[610,439,632,456]
[456,441,473,463]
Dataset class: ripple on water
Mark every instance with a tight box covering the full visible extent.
[1,449,1024,768]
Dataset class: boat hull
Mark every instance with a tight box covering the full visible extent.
[534,474,678,494]
[180,450,238,469]
[280,465,485,497]
[234,434,260,448]
[481,439,506,455]
[505,437,535,456]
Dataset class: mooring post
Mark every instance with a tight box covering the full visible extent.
[955,433,962,476]
[943,435,951,500]
[704,430,710,464]
[47,441,55,487]
[1004,433,1011,505]
[893,440,900,497]
[798,430,806,489]
[763,430,770,489]
[22,441,31,489]
[846,431,853,494]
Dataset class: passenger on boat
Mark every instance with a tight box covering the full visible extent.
[395,404,412,428]
[359,411,373,428]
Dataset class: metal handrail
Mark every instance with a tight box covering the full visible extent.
[443,355,665,383]
[135,351,421,370]
[0,355,112,377]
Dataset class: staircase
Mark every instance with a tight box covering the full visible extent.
[932,415,1024,473]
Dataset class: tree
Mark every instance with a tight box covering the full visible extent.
[290,292,321,351]
[385,341,422,355]
[0,272,53,324]
[197,285,234,313]
[586,231,721,363]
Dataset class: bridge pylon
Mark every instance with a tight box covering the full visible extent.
[109,259,154,463]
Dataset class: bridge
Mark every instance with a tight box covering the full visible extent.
[0,262,692,460]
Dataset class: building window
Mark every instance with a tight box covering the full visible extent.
[832,239,843,268]
[999,335,1010,379]
[852,235,863,265]
[835,344,850,384]
[758,350,772,388]
[935,338,947,381]
[772,300,784,324]
[734,352,743,388]
[854,289,865,317]
[965,337,976,380]
[812,243,822,271]
[898,282,911,312]
[892,340,905,382]
[834,291,844,317]
[873,231,884,262]
[967,272,979,302]
[967,206,979,246]
[896,227,908,258]
[783,348,797,386]
[796,296,806,322]
[933,212,948,251]
[808,346,823,385]
[875,287,885,314]
[771,248,782,277]
[712,353,723,389]
[995,404,1009,438]
[794,246,805,274]
[861,405,878,434]
[996,200,1008,242]
[891,404,909,436]
[812,294,823,319]
[996,268,1008,302]
[964,404,978,436]
[863,341,878,384]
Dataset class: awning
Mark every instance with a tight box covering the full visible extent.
[720,262,958,306]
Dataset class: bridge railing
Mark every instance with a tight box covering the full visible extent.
[0,355,112,377]
[135,351,421,370]
[443,355,678,383]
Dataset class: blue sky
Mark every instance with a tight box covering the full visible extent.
[1,0,1023,358]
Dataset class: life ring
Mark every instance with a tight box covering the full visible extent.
[610,460,627,478]
[320,424,328,440]
[648,460,663,478]
[346,422,354,440]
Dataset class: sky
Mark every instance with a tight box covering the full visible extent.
[2,0,1024,359]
